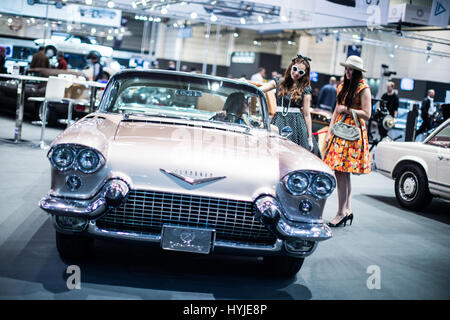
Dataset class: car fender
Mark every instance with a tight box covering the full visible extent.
[392,155,429,179]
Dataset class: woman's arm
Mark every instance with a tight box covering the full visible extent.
[338,88,372,121]
[258,80,277,93]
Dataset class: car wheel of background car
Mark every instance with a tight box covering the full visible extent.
[263,256,305,277]
[56,231,93,259]
[45,45,57,58]
[394,164,432,210]
[39,103,57,126]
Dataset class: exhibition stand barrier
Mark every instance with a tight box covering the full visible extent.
[0,74,106,146]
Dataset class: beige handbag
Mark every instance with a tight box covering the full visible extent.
[330,109,361,141]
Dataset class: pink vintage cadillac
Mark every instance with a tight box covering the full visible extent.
[39,70,335,277]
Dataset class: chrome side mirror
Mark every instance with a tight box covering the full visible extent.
[280,126,293,138]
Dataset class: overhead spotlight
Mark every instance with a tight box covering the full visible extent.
[257,16,264,23]
[210,14,217,22]
[85,0,92,5]
[240,17,246,24]
[161,7,168,14]
[426,55,432,63]
[107,1,115,8]
[190,12,198,19]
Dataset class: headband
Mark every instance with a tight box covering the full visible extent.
[292,54,312,62]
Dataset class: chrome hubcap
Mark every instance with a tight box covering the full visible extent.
[399,172,418,201]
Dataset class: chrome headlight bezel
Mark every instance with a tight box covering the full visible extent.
[282,170,336,199]
[76,148,102,174]
[48,144,105,174]
[49,145,76,172]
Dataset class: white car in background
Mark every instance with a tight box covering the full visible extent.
[373,119,450,210]
[35,34,113,58]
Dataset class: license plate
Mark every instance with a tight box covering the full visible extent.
[161,225,214,254]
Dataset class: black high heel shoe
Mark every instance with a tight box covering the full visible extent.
[346,213,354,226]
[327,215,348,227]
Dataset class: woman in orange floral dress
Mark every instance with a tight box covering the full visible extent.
[323,56,372,227]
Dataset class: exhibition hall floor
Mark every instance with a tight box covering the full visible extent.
[0,114,449,300]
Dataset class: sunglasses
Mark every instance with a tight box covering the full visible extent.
[292,65,306,76]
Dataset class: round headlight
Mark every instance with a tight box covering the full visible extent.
[286,172,309,195]
[50,145,75,171]
[76,149,100,173]
[311,174,335,198]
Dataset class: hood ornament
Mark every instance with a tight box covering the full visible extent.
[160,169,226,186]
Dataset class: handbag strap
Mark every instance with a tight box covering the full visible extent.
[336,109,360,128]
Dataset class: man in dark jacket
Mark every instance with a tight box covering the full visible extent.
[0,47,7,74]
[417,89,436,135]
[318,76,337,112]
[30,46,50,69]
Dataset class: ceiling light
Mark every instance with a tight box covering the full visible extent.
[85,0,92,5]
[210,14,217,22]
[91,27,96,34]
[190,12,198,19]
[257,16,263,23]
[233,32,239,38]
[240,17,246,24]
[161,7,168,14]
[107,1,115,8]
[67,25,73,31]
[132,2,137,9]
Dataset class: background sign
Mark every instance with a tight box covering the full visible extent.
[429,0,449,27]
[0,0,122,27]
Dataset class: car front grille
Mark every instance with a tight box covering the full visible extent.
[96,190,277,245]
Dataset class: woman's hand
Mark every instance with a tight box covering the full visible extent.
[335,105,349,115]
[308,137,314,151]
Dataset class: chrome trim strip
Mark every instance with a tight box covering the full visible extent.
[160,168,226,185]
[429,180,450,188]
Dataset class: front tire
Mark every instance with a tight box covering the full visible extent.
[56,231,93,259]
[395,164,432,210]
[263,256,304,278]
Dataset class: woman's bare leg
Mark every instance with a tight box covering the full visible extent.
[330,171,348,224]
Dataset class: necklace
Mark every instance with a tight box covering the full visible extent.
[281,94,292,116]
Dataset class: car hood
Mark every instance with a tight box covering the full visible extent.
[52,114,333,202]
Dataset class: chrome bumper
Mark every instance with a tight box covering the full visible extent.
[52,219,319,257]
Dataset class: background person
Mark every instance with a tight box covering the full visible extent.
[56,51,67,70]
[30,46,50,69]
[87,52,103,81]
[318,76,337,112]
[259,54,320,157]
[417,89,436,136]
[378,81,399,138]
[323,55,372,227]
[250,67,266,83]
[0,47,6,74]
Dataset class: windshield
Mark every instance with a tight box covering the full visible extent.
[99,71,269,130]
